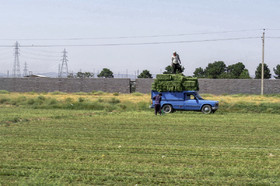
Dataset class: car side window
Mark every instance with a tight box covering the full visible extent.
[186,94,195,100]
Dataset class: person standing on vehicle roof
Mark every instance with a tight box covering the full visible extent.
[171,51,182,74]
[153,93,162,115]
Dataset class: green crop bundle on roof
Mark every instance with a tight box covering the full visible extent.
[182,81,197,87]
[156,74,172,80]
[171,74,184,81]
[182,76,198,82]
[152,74,199,92]
[165,81,182,91]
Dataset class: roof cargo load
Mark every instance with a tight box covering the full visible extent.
[152,74,199,92]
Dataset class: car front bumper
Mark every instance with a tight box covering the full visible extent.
[212,107,218,110]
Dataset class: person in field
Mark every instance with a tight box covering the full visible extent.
[153,93,162,115]
[171,51,182,74]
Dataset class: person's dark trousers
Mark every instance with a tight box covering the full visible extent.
[155,104,161,115]
[172,64,180,74]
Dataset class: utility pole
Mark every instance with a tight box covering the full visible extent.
[59,49,69,78]
[23,62,28,77]
[13,41,21,78]
[261,29,265,95]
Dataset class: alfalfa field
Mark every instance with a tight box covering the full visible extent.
[0,92,280,185]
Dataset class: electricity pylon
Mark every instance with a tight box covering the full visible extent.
[59,49,69,78]
[13,41,21,78]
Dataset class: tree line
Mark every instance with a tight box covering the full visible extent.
[69,62,280,79]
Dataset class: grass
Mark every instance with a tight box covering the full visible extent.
[0,108,279,185]
[0,92,280,184]
[1,92,280,114]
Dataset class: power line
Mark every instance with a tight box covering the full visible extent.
[20,55,59,61]
[0,37,261,48]
[0,29,262,41]
[266,29,280,30]
[20,51,60,58]
[21,48,61,54]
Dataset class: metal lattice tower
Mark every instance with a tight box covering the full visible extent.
[13,41,21,78]
[23,62,28,77]
[58,64,61,78]
[59,49,68,78]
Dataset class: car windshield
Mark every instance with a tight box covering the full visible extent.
[195,92,204,100]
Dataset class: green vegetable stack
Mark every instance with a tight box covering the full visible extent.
[152,74,199,92]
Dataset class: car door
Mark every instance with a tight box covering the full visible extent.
[184,93,201,110]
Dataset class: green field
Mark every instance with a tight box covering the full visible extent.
[1,93,280,185]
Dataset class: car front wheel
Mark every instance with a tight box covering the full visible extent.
[162,104,173,113]
[201,105,212,114]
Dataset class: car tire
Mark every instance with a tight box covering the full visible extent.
[201,105,212,114]
[162,104,173,113]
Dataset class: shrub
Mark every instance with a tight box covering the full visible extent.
[27,98,35,105]
[113,92,119,96]
[93,91,105,95]
[0,98,10,104]
[97,98,104,103]
[78,97,85,103]
[136,101,150,111]
[37,96,46,101]
[16,96,27,103]
[117,104,127,110]
[108,98,121,104]
[64,97,74,103]
[32,96,46,105]
[9,96,28,105]
[11,117,21,123]
[104,105,116,112]
[51,91,66,95]
[0,90,10,94]
[47,98,58,105]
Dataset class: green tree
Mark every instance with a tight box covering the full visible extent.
[273,64,280,79]
[137,70,153,78]
[67,72,74,78]
[204,61,226,78]
[76,72,94,78]
[163,65,173,74]
[219,72,234,79]
[98,68,114,78]
[239,69,251,79]
[163,65,185,74]
[255,63,271,79]
[193,67,205,78]
[227,62,245,78]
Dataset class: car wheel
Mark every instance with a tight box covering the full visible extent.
[201,105,212,114]
[162,104,173,113]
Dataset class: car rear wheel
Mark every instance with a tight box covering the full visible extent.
[201,105,212,114]
[162,104,173,113]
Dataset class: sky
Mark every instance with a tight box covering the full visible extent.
[1,0,280,77]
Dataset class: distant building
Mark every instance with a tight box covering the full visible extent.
[24,74,48,78]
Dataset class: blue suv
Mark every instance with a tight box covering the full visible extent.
[151,91,219,114]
